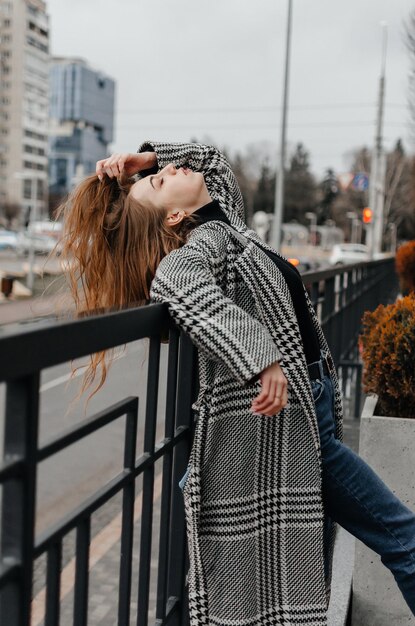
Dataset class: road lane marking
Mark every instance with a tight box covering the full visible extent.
[31,471,164,626]
[39,344,145,393]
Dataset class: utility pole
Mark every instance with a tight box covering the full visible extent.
[368,22,387,258]
[270,0,293,250]
[26,177,38,293]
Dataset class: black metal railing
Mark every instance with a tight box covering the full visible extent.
[0,257,398,626]
[0,306,197,626]
[303,256,398,415]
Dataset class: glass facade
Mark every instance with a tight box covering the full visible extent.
[49,59,115,197]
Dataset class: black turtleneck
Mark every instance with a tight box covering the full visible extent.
[193,200,320,365]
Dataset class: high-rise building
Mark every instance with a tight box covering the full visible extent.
[0,0,49,224]
[49,58,115,200]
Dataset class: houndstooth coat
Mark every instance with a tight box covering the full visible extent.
[141,141,344,626]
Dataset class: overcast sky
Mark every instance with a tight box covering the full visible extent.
[46,0,414,178]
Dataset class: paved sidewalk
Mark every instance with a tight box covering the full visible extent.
[0,293,73,326]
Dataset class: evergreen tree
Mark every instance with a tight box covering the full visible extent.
[284,143,317,223]
[253,160,275,214]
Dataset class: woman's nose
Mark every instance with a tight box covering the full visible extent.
[162,163,177,175]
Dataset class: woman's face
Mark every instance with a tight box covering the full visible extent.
[129,163,210,215]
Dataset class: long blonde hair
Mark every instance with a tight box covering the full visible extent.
[55,173,196,401]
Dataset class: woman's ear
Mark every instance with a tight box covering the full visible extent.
[165,209,186,227]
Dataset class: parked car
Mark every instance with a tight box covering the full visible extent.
[0,229,18,251]
[16,231,61,256]
[329,243,370,265]
[286,256,322,273]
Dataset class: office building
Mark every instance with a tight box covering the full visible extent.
[0,0,49,224]
[49,58,115,200]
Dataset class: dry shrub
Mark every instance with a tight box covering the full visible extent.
[360,295,415,418]
[395,240,415,295]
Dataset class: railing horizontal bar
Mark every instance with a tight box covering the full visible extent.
[0,303,172,382]
[302,256,394,283]
[0,558,20,589]
[0,457,24,482]
[0,261,393,385]
[37,396,138,462]
[339,360,363,368]
[34,426,190,555]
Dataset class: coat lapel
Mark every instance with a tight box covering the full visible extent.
[217,224,323,464]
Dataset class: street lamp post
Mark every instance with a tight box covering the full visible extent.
[14,173,39,292]
[26,177,39,292]
[347,211,358,244]
[387,223,397,253]
[305,212,317,246]
[270,0,293,250]
[368,22,388,258]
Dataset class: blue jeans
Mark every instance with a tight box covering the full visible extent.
[311,372,415,615]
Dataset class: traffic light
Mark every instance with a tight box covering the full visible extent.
[362,207,372,224]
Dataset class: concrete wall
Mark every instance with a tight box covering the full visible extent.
[352,405,415,625]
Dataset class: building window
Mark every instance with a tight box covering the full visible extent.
[23,179,31,199]
[23,161,46,171]
[56,159,67,186]
[37,180,44,199]
[24,129,46,141]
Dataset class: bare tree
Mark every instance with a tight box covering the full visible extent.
[405,9,415,143]
[0,202,21,229]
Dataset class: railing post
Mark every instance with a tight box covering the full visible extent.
[0,374,40,626]
[167,332,197,626]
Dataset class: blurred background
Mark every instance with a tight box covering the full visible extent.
[0,0,414,302]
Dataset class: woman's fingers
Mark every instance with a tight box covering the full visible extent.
[251,376,288,417]
[252,379,276,412]
[96,153,127,180]
[96,159,107,181]
[252,374,271,408]
[96,152,157,181]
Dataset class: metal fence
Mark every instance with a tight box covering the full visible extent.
[302,257,398,416]
[0,257,398,626]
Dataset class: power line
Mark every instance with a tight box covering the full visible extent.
[116,120,407,131]
[114,102,407,115]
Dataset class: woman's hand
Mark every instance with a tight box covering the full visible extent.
[96,151,157,181]
[251,361,288,417]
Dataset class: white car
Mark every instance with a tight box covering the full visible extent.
[16,231,61,256]
[329,243,370,265]
[0,230,18,251]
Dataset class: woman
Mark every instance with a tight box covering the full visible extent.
[59,141,415,625]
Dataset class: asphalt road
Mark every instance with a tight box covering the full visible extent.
[0,338,170,535]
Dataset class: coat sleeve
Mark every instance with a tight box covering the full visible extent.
[149,244,282,387]
[137,140,246,224]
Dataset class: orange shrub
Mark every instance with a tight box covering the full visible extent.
[360,295,415,418]
[395,240,415,295]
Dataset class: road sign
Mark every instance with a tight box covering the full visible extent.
[352,173,369,192]
[338,172,354,191]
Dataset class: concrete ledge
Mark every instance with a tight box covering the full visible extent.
[327,526,355,626]
[352,410,415,625]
